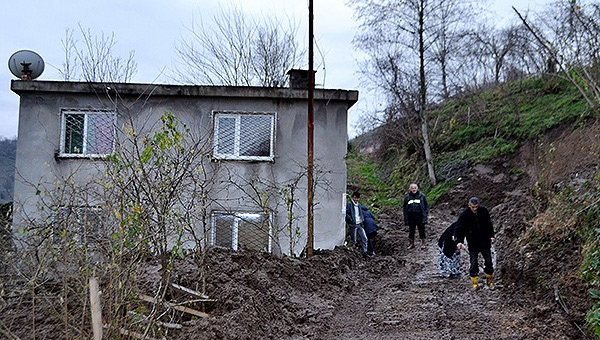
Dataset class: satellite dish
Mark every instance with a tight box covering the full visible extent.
[8,50,45,80]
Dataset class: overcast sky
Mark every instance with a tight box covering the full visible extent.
[0,0,549,139]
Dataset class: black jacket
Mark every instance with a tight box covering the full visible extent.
[403,191,428,225]
[362,209,378,235]
[454,206,495,252]
[438,222,459,258]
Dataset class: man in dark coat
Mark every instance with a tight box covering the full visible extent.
[454,197,495,289]
[345,192,369,258]
[403,183,429,249]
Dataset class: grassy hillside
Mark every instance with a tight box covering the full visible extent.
[348,76,590,209]
[347,75,600,337]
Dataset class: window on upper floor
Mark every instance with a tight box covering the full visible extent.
[59,109,116,157]
[210,211,272,252]
[212,111,276,161]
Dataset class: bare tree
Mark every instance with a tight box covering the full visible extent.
[515,0,600,113]
[503,23,547,81]
[58,28,78,81]
[58,23,137,83]
[173,4,304,87]
[350,0,466,186]
[430,0,479,100]
[252,17,304,87]
[469,24,521,85]
[366,47,423,152]
[416,0,437,186]
[6,106,222,338]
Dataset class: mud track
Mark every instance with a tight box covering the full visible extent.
[304,209,533,340]
[176,199,587,339]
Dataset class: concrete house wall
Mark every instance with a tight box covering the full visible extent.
[11,80,357,255]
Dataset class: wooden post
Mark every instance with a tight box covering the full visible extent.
[138,294,210,318]
[89,277,103,340]
[307,0,315,258]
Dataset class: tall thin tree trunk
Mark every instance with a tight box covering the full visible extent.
[418,0,437,186]
[441,57,449,100]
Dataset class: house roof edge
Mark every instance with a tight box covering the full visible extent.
[10,80,358,105]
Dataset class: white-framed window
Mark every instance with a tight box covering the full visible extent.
[210,211,272,252]
[212,111,276,161]
[59,109,116,157]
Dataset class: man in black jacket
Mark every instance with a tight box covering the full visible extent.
[454,197,495,289]
[403,183,429,249]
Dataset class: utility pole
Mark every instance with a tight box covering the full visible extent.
[307,0,315,258]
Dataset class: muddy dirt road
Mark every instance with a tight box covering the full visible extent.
[303,209,529,340]
[267,208,583,340]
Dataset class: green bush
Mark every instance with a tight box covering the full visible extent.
[579,195,600,337]
[587,285,600,338]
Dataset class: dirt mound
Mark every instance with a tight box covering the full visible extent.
[174,247,360,339]
[168,203,588,339]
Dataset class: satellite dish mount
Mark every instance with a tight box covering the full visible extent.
[8,50,45,81]
[19,62,33,80]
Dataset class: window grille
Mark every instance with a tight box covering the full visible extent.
[213,111,275,161]
[53,206,105,246]
[210,212,272,252]
[60,109,116,157]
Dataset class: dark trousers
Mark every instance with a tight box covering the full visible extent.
[468,247,494,277]
[366,231,377,255]
[408,222,426,239]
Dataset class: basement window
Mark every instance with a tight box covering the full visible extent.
[212,111,276,161]
[59,109,116,158]
[53,205,105,246]
[210,212,272,252]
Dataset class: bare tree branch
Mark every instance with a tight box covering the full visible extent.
[172,4,304,86]
[514,2,600,114]
[57,24,137,83]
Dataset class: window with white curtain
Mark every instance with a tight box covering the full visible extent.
[212,111,275,161]
[210,211,272,252]
[60,109,115,157]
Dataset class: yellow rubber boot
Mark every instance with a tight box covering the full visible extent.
[486,274,494,289]
[471,276,479,289]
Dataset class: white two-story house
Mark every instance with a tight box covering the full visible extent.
[10,74,358,256]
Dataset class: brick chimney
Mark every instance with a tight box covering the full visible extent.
[287,69,316,89]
